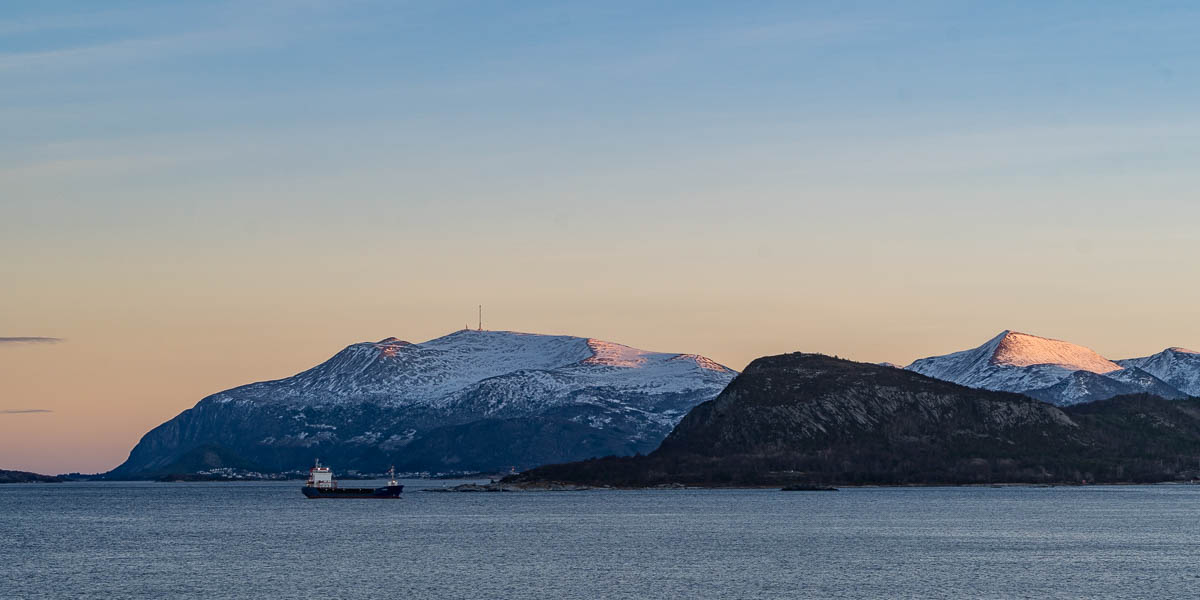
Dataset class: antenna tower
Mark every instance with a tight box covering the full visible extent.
[478,305,482,331]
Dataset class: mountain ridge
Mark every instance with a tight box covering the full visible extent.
[110,329,737,477]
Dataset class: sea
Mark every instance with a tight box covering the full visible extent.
[3,480,1200,599]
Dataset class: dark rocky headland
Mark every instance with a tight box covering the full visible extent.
[507,353,1200,488]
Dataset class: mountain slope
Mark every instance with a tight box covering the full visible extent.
[511,354,1200,487]
[1120,348,1200,397]
[110,330,737,477]
[1023,368,1186,406]
[906,331,1186,405]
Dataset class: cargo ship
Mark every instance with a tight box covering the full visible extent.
[301,460,403,499]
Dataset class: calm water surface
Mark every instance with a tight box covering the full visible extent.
[3,480,1200,599]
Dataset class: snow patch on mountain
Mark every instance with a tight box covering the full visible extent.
[582,339,655,367]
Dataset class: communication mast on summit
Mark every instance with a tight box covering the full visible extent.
[478,305,483,331]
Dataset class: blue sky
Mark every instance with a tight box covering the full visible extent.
[7,1,1197,267]
[6,1,1199,158]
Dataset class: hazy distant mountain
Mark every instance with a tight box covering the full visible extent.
[1119,348,1200,397]
[906,331,1192,405]
[511,354,1200,487]
[110,330,737,477]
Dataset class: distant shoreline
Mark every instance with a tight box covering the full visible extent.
[19,473,1200,490]
[0,469,63,484]
[430,479,1200,492]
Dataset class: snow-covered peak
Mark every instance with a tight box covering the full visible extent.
[908,331,1198,405]
[989,331,1121,373]
[906,330,1122,399]
[1118,347,1200,397]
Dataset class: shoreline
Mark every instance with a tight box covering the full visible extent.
[431,479,1200,492]
[13,478,1200,490]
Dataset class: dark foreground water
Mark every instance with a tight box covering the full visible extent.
[3,481,1200,599]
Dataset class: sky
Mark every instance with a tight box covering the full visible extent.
[3,1,1200,474]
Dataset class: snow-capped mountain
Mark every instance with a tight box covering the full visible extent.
[1119,348,1200,397]
[111,330,737,477]
[907,331,1191,406]
[907,331,1121,393]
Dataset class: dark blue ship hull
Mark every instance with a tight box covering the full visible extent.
[301,484,403,499]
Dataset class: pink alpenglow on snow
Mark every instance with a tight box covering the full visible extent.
[988,331,1121,373]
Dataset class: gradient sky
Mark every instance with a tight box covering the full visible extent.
[3,1,1200,474]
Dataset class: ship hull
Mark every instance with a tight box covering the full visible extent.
[301,484,403,499]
